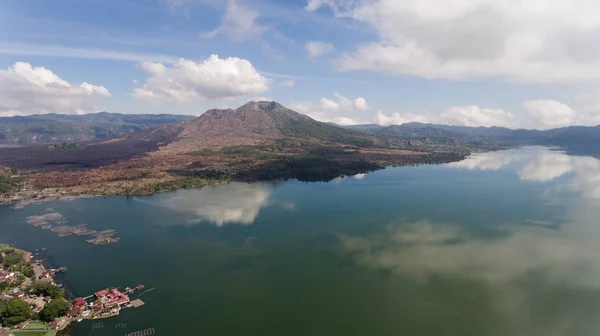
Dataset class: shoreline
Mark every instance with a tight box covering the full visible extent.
[0,243,149,334]
[0,153,469,208]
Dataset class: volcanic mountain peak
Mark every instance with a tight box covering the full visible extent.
[165,101,374,152]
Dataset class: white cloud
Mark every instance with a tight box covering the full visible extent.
[320,0,600,84]
[280,80,295,87]
[376,105,516,127]
[320,97,339,110]
[354,97,370,111]
[440,106,517,127]
[305,41,336,58]
[0,43,179,63]
[203,0,268,41]
[133,55,269,102]
[291,101,366,125]
[252,96,274,102]
[375,110,432,126]
[292,93,371,125]
[305,0,331,12]
[0,62,110,116]
[523,99,577,128]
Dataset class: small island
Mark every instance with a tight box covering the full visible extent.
[0,244,147,335]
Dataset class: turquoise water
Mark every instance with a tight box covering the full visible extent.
[1,146,600,335]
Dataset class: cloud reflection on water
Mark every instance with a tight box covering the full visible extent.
[446,151,515,170]
[138,182,274,226]
[448,147,600,200]
[340,221,600,287]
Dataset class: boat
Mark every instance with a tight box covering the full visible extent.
[77,319,83,322]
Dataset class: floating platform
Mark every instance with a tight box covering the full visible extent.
[130,299,145,308]
[126,327,155,336]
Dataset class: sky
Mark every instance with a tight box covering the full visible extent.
[1,0,600,129]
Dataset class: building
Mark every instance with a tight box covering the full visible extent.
[74,298,86,307]
[95,288,129,307]
[48,317,68,330]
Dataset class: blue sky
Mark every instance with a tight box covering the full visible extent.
[1,0,599,129]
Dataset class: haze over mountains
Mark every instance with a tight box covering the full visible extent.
[2,100,598,201]
[0,113,194,145]
[345,122,600,150]
[2,102,600,151]
[0,101,386,170]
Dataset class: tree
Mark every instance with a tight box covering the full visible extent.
[1,298,31,327]
[39,299,69,322]
[21,264,34,278]
[28,281,63,299]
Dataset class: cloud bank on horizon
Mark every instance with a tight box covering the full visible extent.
[1,0,600,129]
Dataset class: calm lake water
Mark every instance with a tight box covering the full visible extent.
[2,146,600,336]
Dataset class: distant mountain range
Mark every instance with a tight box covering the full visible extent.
[344,122,600,150]
[0,112,194,145]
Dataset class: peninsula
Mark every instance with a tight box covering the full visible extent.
[0,244,149,335]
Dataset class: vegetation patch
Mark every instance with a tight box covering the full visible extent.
[186,145,281,160]
[235,157,383,182]
[0,166,22,194]
[45,143,80,151]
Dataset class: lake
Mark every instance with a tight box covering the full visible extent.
[1,146,600,336]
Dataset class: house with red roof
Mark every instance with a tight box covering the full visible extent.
[74,298,86,307]
[94,288,130,307]
[94,289,108,298]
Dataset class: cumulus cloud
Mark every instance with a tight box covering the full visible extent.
[320,97,339,110]
[305,41,336,58]
[376,105,516,127]
[292,93,371,125]
[291,102,365,125]
[133,55,269,102]
[0,62,110,116]
[375,110,432,126]
[203,0,268,41]
[354,97,369,111]
[318,0,600,84]
[523,99,577,128]
[440,106,517,127]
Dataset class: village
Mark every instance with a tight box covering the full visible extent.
[0,244,149,335]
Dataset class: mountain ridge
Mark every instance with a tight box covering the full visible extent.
[0,112,194,145]
[343,122,600,148]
